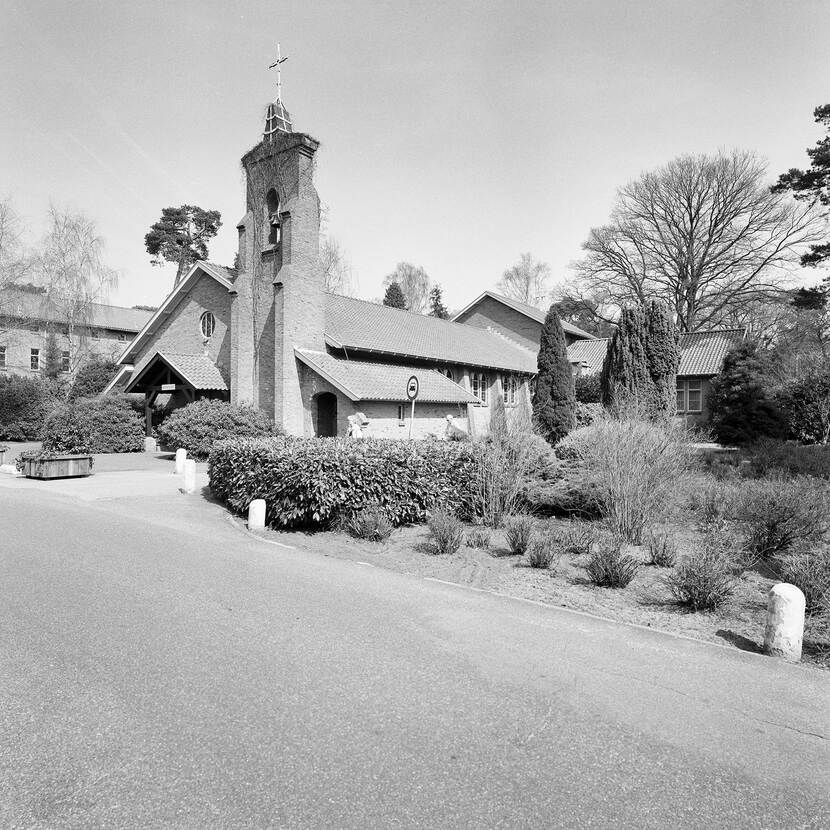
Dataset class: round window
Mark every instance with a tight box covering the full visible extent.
[200,311,215,339]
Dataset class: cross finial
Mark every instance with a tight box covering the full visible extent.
[268,43,289,102]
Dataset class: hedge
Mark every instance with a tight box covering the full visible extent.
[70,357,121,400]
[209,437,482,528]
[157,399,279,460]
[42,396,145,454]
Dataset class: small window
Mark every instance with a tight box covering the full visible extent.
[686,379,702,413]
[397,404,405,425]
[61,351,70,372]
[30,348,39,371]
[200,311,216,339]
[501,374,517,406]
[471,372,488,404]
[675,384,685,412]
[0,346,5,369]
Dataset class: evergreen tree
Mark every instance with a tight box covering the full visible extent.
[383,281,407,309]
[709,341,785,445]
[600,306,650,410]
[532,305,575,444]
[645,300,680,417]
[41,332,62,380]
[429,284,450,319]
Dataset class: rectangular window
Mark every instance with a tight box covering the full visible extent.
[676,383,685,412]
[472,372,488,404]
[0,346,5,369]
[397,404,405,425]
[686,379,702,412]
[61,351,70,372]
[30,348,39,371]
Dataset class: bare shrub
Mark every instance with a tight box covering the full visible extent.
[428,510,464,555]
[561,519,596,557]
[781,547,830,615]
[505,514,535,556]
[348,505,393,542]
[585,537,641,588]
[689,480,737,530]
[737,477,830,562]
[667,530,740,611]
[646,531,678,568]
[560,413,692,544]
[466,527,492,550]
[525,529,561,570]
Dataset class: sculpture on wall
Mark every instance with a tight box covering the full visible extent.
[445,414,468,441]
[347,412,369,438]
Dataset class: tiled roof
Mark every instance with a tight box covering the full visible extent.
[566,329,746,377]
[452,290,595,340]
[325,294,537,373]
[125,351,228,392]
[1,287,153,332]
[296,349,479,403]
[198,262,237,286]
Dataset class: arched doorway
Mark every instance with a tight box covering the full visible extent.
[315,392,338,437]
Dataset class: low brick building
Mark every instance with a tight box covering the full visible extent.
[108,98,538,439]
[0,286,152,378]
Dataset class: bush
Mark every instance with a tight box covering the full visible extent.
[347,505,393,542]
[574,402,602,428]
[70,357,120,400]
[428,510,464,555]
[505,514,535,556]
[574,372,601,404]
[585,537,641,588]
[781,548,830,615]
[466,527,492,550]
[209,437,481,529]
[744,440,830,480]
[158,399,280,460]
[561,519,596,557]
[558,414,691,544]
[42,396,144,454]
[667,531,740,610]
[0,374,53,441]
[526,529,561,570]
[646,531,678,567]
[779,370,830,445]
[736,477,830,561]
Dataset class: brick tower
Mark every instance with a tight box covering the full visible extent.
[232,96,325,433]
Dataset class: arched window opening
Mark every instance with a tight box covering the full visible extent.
[501,374,517,405]
[442,368,454,382]
[471,372,488,404]
[200,311,216,340]
[265,188,280,246]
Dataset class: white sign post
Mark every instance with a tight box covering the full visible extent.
[406,375,419,439]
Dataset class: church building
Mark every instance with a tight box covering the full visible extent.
[106,94,569,439]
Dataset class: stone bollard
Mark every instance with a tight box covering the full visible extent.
[248,499,266,531]
[144,436,158,453]
[175,448,187,475]
[764,583,805,662]
[182,459,197,494]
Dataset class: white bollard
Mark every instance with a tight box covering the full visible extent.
[175,448,187,475]
[182,459,197,494]
[764,583,805,662]
[248,499,266,531]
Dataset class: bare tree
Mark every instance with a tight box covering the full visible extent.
[0,198,34,339]
[382,262,431,314]
[572,150,823,332]
[38,206,119,369]
[496,253,551,308]
[320,236,353,295]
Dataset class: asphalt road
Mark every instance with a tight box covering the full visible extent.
[0,481,828,829]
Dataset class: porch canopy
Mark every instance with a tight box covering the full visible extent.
[124,351,228,435]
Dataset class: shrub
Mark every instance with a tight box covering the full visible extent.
[736,477,830,561]
[158,399,280,460]
[429,510,464,555]
[779,370,830,445]
[585,537,641,588]
[744,440,830,480]
[559,414,691,544]
[70,357,120,400]
[646,531,678,568]
[574,402,602,428]
[526,529,561,570]
[0,374,53,441]
[466,527,492,550]
[347,505,393,542]
[781,547,830,615]
[42,396,144,454]
[574,372,601,404]
[505,514,535,556]
[667,531,740,610]
[561,519,596,557]
[209,437,481,529]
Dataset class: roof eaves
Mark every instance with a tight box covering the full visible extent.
[294,349,360,401]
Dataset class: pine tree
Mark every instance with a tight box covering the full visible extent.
[41,332,63,380]
[429,284,449,319]
[383,281,407,309]
[600,306,650,410]
[645,300,680,417]
[532,305,575,444]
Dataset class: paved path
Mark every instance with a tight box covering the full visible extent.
[0,475,828,828]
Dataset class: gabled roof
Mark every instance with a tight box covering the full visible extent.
[325,294,536,374]
[296,349,478,403]
[124,351,228,393]
[452,290,595,340]
[566,329,746,377]
[0,286,153,333]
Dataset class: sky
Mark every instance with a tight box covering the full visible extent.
[1,0,829,311]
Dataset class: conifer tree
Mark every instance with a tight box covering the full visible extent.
[600,306,650,410]
[41,332,62,380]
[429,284,450,319]
[532,305,575,444]
[383,281,407,309]
[645,300,680,417]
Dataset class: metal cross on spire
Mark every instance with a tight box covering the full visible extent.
[268,43,289,102]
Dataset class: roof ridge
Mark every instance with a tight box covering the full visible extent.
[327,292,474,328]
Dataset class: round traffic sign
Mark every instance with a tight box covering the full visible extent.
[406,375,419,400]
